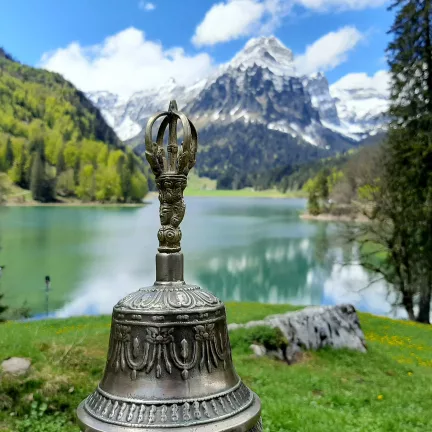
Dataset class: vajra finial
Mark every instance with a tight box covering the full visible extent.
[145,100,198,254]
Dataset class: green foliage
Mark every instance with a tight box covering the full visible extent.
[56,169,75,197]
[95,166,122,202]
[305,168,334,215]
[30,151,55,203]
[130,171,149,202]
[14,402,74,432]
[229,326,288,354]
[307,191,321,215]
[8,138,30,188]
[76,165,96,202]
[0,55,148,203]
[0,173,8,204]
[387,0,432,128]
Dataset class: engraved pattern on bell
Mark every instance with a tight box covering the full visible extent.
[84,382,255,428]
[115,285,222,310]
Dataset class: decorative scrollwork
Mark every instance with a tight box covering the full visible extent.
[115,285,221,311]
[84,382,254,428]
[145,100,198,254]
[108,323,228,381]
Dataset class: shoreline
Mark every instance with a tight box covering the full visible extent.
[300,212,369,223]
[4,190,307,206]
[4,201,148,208]
[183,190,306,199]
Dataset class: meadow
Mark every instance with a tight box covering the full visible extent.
[1,303,432,431]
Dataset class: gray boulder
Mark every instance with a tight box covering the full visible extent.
[1,357,32,376]
[229,304,367,363]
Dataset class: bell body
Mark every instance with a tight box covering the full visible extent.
[77,258,262,431]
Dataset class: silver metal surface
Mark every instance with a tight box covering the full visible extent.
[77,100,262,431]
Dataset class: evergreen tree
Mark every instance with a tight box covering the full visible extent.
[386,0,432,323]
[307,190,320,216]
[30,151,47,202]
[316,169,329,202]
[56,146,66,174]
[5,137,13,169]
[387,0,432,128]
[351,0,432,323]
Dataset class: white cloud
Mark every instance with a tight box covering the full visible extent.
[192,0,386,47]
[294,0,388,11]
[331,70,390,95]
[139,1,155,11]
[192,0,291,47]
[295,26,363,75]
[192,0,266,47]
[39,27,213,98]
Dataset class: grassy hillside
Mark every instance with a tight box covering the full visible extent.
[0,52,148,203]
[1,303,431,431]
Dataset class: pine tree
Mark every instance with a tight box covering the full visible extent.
[4,137,13,169]
[56,146,66,174]
[387,0,432,128]
[30,150,46,202]
[376,0,432,322]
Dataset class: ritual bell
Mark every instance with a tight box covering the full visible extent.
[77,101,262,431]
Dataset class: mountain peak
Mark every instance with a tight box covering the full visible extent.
[243,35,286,50]
[228,35,296,77]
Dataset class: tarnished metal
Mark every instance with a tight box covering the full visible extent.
[77,101,262,431]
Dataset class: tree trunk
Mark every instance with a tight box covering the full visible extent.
[416,287,431,324]
[402,291,416,321]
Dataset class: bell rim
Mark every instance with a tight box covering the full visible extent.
[77,392,261,432]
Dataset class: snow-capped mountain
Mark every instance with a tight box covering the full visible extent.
[87,78,206,141]
[302,73,340,126]
[88,36,388,145]
[227,36,297,77]
[330,75,389,138]
[87,36,389,184]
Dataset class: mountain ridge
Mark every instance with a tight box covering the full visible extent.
[88,35,388,144]
[87,36,388,188]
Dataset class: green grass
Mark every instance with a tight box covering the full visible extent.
[184,188,306,198]
[1,303,432,431]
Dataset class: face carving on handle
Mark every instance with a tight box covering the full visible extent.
[159,203,173,226]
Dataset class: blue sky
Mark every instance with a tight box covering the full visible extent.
[0,0,393,97]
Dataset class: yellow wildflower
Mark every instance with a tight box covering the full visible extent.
[377,395,384,401]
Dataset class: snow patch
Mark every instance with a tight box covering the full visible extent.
[116,116,142,141]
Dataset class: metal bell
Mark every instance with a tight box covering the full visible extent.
[77,101,262,431]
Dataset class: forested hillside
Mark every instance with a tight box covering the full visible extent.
[0,50,148,203]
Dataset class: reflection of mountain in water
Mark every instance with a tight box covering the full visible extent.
[189,222,398,318]
[190,236,326,306]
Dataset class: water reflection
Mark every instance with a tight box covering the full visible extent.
[0,198,402,319]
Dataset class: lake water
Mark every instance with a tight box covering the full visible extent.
[0,197,400,319]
